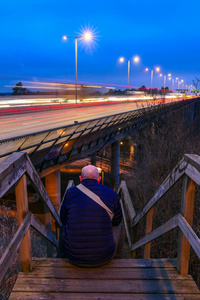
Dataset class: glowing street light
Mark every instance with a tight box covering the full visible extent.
[134,56,140,63]
[63,32,92,103]
[84,32,92,41]
[145,66,160,96]
[119,55,140,90]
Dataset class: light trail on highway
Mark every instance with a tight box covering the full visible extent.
[0,97,189,141]
[0,101,145,140]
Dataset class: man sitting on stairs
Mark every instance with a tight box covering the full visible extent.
[60,165,123,267]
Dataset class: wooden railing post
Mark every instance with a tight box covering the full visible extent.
[131,225,138,258]
[45,170,61,257]
[15,174,32,272]
[144,207,154,258]
[44,207,53,257]
[177,175,195,274]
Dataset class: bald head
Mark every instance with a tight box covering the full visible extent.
[81,165,100,181]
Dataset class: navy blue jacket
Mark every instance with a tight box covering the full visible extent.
[60,179,122,267]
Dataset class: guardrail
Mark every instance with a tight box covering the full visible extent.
[118,154,200,274]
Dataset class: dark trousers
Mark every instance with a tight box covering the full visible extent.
[58,222,124,260]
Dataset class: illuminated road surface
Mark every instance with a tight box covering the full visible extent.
[0,98,185,140]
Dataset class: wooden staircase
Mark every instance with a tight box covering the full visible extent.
[1,153,200,299]
[9,258,200,299]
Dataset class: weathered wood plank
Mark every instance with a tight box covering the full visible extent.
[144,207,153,258]
[32,258,177,269]
[185,163,200,186]
[9,292,200,300]
[0,153,26,198]
[120,199,132,249]
[9,292,199,300]
[30,213,58,248]
[15,174,32,272]
[0,152,25,181]
[131,158,187,228]
[132,224,138,258]
[12,278,200,294]
[118,181,136,220]
[177,177,196,275]
[18,268,192,280]
[25,155,61,226]
[131,215,179,252]
[0,212,31,283]
[58,179,74,214]
[178,214,200,259]
[184,154,200,173]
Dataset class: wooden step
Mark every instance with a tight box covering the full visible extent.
[9,258,200,299]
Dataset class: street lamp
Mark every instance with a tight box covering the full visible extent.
[175,77,179,90]
[119,56,140,90]
[159,73,171,90]
[167,74,175,91]
[177,80,184,92]
[63,32,92,103]
[145,67,160,96]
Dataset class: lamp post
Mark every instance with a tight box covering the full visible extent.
[159,73,171,90]
[168,76,175,92]
[119,56,140,90]
[167,74,174,91]
[145,67,160,96]
[177,80,184,92]
[63,32,92,103]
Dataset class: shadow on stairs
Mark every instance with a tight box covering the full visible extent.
[9,258,200,299]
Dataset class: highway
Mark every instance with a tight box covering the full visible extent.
[0,97,188,141]
[0,101,148,140]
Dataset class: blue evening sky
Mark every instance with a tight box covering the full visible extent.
[0,0,200,92]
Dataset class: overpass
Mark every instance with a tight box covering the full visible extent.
[0,97,199,189]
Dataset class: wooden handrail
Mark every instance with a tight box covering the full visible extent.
[117,181,136,221]
[118,154,200,274]
[0,209,61,285]
[58,180,74,215]
[0,152,61,226]
[31,213,59,247]
[0,152,27,198]
[131,214,179,252]
[0,212,31,283]
[130,213,200,259]
[0,152,63,283]
[131,157,187,228]
[26,155,61,226]
[178,214,200,259]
